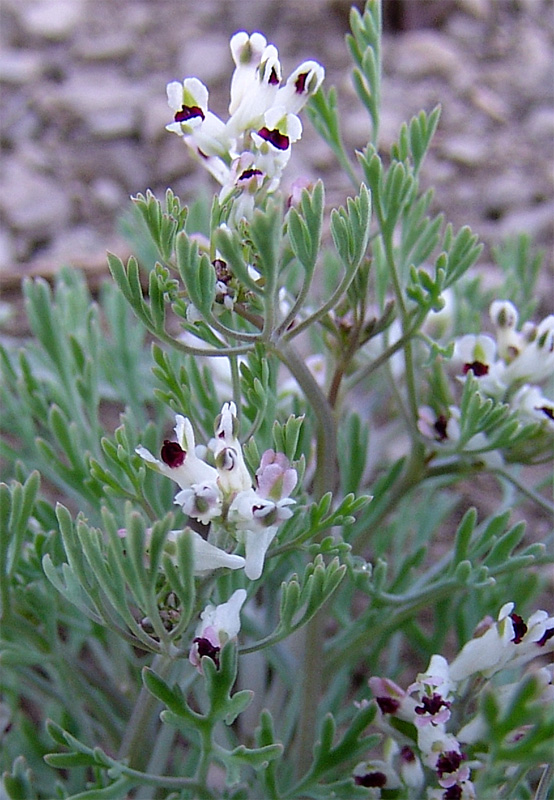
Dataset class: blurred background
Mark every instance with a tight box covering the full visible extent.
[0,0,553,293]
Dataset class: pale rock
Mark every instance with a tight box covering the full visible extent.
[21,0,84,41]
[0,228,16,272]
[393,31,464,80]
[91,178,124,211]
[41,70,141,137]
[0,50,43,85]
[440,135,488,166]
[0,161,72,234]
[72,32,135,62]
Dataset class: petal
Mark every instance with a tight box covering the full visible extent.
[243,527,278,580]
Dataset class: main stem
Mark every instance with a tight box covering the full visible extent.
[274,340,338,778]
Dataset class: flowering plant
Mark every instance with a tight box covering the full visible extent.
[1,3,552,799]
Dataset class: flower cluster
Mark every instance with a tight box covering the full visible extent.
[136,401,297,582]
[355,603,554,799]
[136,402,298,670]
[166,31,324,224]
[418,300,554,458]
[453,301,554,425]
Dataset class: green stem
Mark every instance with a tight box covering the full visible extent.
[118,653,173,770]
[492,468,554,516]
[273,340,338,778]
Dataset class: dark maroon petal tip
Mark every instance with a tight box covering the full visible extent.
[161,440,186,468]
[295,72,308,94]
[537,627,554,647]
[536,405,554,421]
[268,67,280,85]
[463,361,489,377]
[400,746,416,763]
[376,696,400,715]
[414,693,450,716]
[436,750,463,778]
[434,414,449,441]
[257,126,290,150]
[510,613,528,644]
[239,167,263,181]
[174,104,205,123]
[354,771,387,788]
[193,636,220,668]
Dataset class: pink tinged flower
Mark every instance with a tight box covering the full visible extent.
[189,588,247,671]
[256,449,298,501]
[368,676,418,721]
[436,750,470,789]
[276,60,325,114]
[136,415,218,491]
[165,529,245,576]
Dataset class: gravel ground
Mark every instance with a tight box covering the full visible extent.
[0,0,553,294]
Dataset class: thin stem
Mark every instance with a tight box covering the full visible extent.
[117,654,173,770]
[273,339,337,779]
[344,309,426,391]
[535,762,553,800]
[492,468,554,516]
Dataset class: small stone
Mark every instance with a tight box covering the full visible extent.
[72,32,135,62]
[21,0,84,41]
[0,50,43,85]
[0,160,72,235]
[91,178,124,211]
[393,31,464,80]
[440,135,488,166]
[0,228,16,272]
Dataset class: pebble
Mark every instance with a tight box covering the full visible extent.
[0,161,72,235]
[19,0,84,41]
[392,30,464,80]
[0,49,43,84]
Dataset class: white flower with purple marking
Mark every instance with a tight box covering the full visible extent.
[136,415,218,491]
[189,588,247,671]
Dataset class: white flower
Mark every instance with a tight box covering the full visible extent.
[166,77,229,158]
[136,415,218,490]
[275,60,325,114]
[174,481,222,525]
[210,401,252,494]
[511,384,554,429]
[353,758,401,792]
[452,334,506,396]
[449,603,554,682]
[228,450,297,580]
[408,654,455,728]
[165,529,245,576]
[489,300,522,361]
[229,31,268,114]
[503,314,554,385]
[189,588,247,671]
